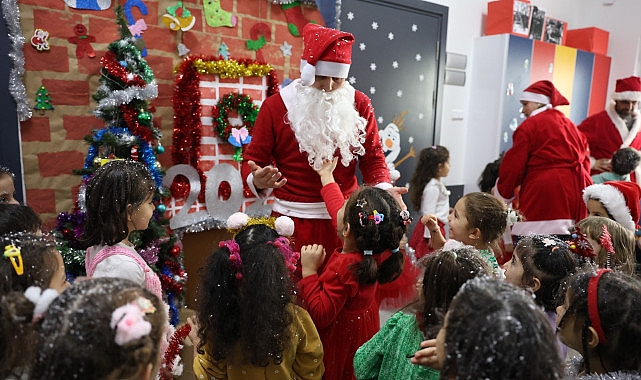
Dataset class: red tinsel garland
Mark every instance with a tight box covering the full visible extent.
[171,55,279,199]
[121,104,154,143]
[160,323,192,380]
[101,51,147,88]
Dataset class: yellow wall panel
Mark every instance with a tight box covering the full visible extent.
[553,45,577,116]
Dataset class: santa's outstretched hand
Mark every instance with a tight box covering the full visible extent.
[248,160,287,191]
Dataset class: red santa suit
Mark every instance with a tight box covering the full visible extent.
[495,81,592,236]
[241,79,390,252]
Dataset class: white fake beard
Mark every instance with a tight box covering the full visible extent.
[287,83,367,171]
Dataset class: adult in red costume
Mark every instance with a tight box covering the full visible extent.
[494,80,592,236]
[241,24,402,255]
[578,76,641,184]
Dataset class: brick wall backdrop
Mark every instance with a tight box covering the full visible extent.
[17,0,322,227]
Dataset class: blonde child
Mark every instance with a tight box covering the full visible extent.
[557,269,641,377]
[0,165,19,205]
[81,160,162,300]
[300,158,408,380]
[421,192,508,275]
[354,246,492,380]
[407,146,450,259]
[31,277,167,379]
[0,232,68,378]
[576,216,636,274]
[191,213,324,379]
[503,234,579,358]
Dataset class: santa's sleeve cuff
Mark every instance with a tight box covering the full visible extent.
[492,179,515,203]
[247,172,273,199]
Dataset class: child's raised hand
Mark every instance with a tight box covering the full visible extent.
[301,244,326,278]
[421,214,439,230]
[409,338,441,369]
[316,157,338,186]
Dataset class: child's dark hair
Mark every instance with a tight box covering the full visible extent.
[343,186,407,285]
[611,147,640,176]
[416,246,492,339]
[196,223,298,366]
[441,277,563,380]
[81,160,156,247]
[408,145,449,211]
[478,152,504,193]
[0,233,59,293]
[463,192,508,243]
[1,290,38,377]
[0,204,42,234]
[558,269,641,374]
[31,277,165,379]
[513,235,579,311]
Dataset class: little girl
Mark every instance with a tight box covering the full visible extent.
[0,232,68,378]
[557,269,641,377]
[422,192,508,275]
[0,203,42,234]
[300,158,407,380]
[354,246,492,380]
[576,216,636,274]
[407,146,450,259]
[0,165,19,204]
[31,277,167,379]
[503,234,579,358]
[81,160,162,300]
[192,213,324,379]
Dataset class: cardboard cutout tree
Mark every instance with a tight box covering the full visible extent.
[55,7,186,325]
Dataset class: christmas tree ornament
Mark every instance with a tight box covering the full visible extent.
[203,0,237,28]
[34,85,54,113]
[218,42,230,59]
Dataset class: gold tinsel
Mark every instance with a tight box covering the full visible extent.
[192,59,273,78]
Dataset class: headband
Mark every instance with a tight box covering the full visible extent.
[587,269,611,345]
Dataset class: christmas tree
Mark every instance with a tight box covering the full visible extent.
[34,85,54,111]
[54,7,186,325]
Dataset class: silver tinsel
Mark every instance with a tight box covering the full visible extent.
[2,0,31,121]
[93,81,158,115]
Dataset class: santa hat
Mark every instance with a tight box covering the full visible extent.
[611,76,641,102]
[299,24,355,86]
[583,181,641,231]
[520,80,569,107]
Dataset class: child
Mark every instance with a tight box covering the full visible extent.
[0,165,19,204]
[422,192,508,275]
[583,180,641,233]
[0,232,68,378]
[557,269,641,377]
[192,214,324,379]
[477,152,504,193]
[407,145,450,259]
[31,277,167,379]
[503,234,579,358]
[0,203,42,234]
[81,160,162,300]
[591,147,641,184]
[300,158,407,380]
[576,216,636,274]
[353,246,492,380]
[414,277,564,380]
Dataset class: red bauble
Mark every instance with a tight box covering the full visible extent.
[170,246,181,257]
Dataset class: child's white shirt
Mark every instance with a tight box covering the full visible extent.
[421,178,450,238]
[89,243,145,286]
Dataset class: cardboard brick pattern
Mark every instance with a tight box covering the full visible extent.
[17,0,322,225]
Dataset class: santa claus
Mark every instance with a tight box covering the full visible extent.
[241,24,404,253]
[578,76,641,184]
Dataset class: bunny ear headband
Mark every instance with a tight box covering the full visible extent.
[226,212,295,237]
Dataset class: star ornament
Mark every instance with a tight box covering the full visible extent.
[280,41,292,56]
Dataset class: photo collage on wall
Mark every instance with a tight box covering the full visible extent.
[511,1,566,45]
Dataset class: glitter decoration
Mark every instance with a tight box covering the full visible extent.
[2,0,31,121]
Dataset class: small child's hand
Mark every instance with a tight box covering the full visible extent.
[316,157,338,186]
[409,339,441,369]
[301,244,326,277]
[421,214,439,231]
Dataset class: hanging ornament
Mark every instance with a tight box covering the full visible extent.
[203,0,237,28]
[157,204,167,213]
[211,93,258,162]
[31,28,50,51]
[138,110,152,125]
[131,145,139,160]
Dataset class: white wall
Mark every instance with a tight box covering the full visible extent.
[427,0,641,191]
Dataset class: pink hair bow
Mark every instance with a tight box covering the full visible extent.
[110,300,152,346]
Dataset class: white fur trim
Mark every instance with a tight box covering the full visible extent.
[520,91,550,105]
[583,184,635,230]
[315,60,350,78]
[611,90,641,102]
[510,219,575,235]
[606,101,641,147]
[299,60,316,86]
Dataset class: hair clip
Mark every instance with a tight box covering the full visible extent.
[363,250,373,256]
[4,244,24,276]
[220,239,243,280]
[599,225,615,269]
[541,237,557,247]
[399,210,412,225]
[588,269,611,344]
[24,286,59,322]
[356,199,368,208]
[110,300,153,346]
[567,226,595,259]
[368,210,384,224]
[268,236,300,272]
[136,297,156,314]
[391,248,400,253]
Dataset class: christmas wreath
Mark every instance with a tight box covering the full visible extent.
[212,92,258,161]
